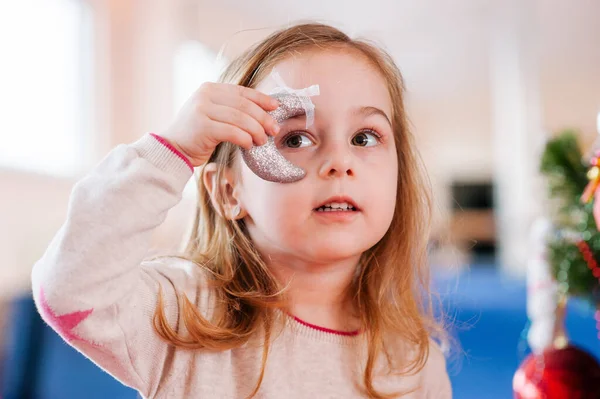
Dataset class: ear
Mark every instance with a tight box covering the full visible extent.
[202,163,247,220]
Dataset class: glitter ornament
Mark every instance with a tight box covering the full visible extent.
[241,93,308,183]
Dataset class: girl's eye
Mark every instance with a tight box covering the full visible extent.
[352,130,379,147]
[284,133,313,148]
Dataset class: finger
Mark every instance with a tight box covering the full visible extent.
[206,104,268,146]
[207,120,254,150]
[212,83,279,112]
[234,85,280,111]
[212,90,279,135]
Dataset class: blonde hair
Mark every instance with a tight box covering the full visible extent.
[154,22,447,398]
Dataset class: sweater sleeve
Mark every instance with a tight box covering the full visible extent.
[31,133,205,397]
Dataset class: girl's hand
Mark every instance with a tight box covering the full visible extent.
[160,82,280,167]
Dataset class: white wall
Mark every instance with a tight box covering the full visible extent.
[0,0,193,302]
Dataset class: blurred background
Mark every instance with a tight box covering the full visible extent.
[1,0,600,398]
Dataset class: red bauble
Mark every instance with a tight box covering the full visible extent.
[513,345,600,399]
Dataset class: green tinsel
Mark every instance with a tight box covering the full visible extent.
[540,130,600,305]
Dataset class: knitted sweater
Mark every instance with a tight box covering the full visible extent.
[31,133,452,398]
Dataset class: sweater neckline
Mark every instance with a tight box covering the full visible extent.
[291,315,361,337]
[283,312,363,345]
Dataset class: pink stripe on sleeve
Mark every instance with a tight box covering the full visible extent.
[149,133,194,172]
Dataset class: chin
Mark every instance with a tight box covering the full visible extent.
[301,240,370,263]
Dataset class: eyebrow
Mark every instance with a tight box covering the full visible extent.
[357,106,392,127]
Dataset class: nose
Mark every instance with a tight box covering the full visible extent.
[317,140,355,179]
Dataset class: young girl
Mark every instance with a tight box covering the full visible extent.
[32,23,451,398]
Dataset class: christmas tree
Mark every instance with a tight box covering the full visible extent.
[540,130,600,305]
[512,130,600,399]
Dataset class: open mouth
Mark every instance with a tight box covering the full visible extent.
[315,202,357,212]
[314,197,360,212]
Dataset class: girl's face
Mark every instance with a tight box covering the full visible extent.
[237,49,398,265]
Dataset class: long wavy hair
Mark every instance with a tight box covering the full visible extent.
[153,22,447,398]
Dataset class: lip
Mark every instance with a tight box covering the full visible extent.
[312,209,359,223]
[313,195,361,211]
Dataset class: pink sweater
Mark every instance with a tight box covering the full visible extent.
[31,133,452,398]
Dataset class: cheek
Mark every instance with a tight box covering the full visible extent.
[239,165,308,224]
[367,151,398,225]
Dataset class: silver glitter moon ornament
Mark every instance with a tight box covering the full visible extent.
[241,93,308,183]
